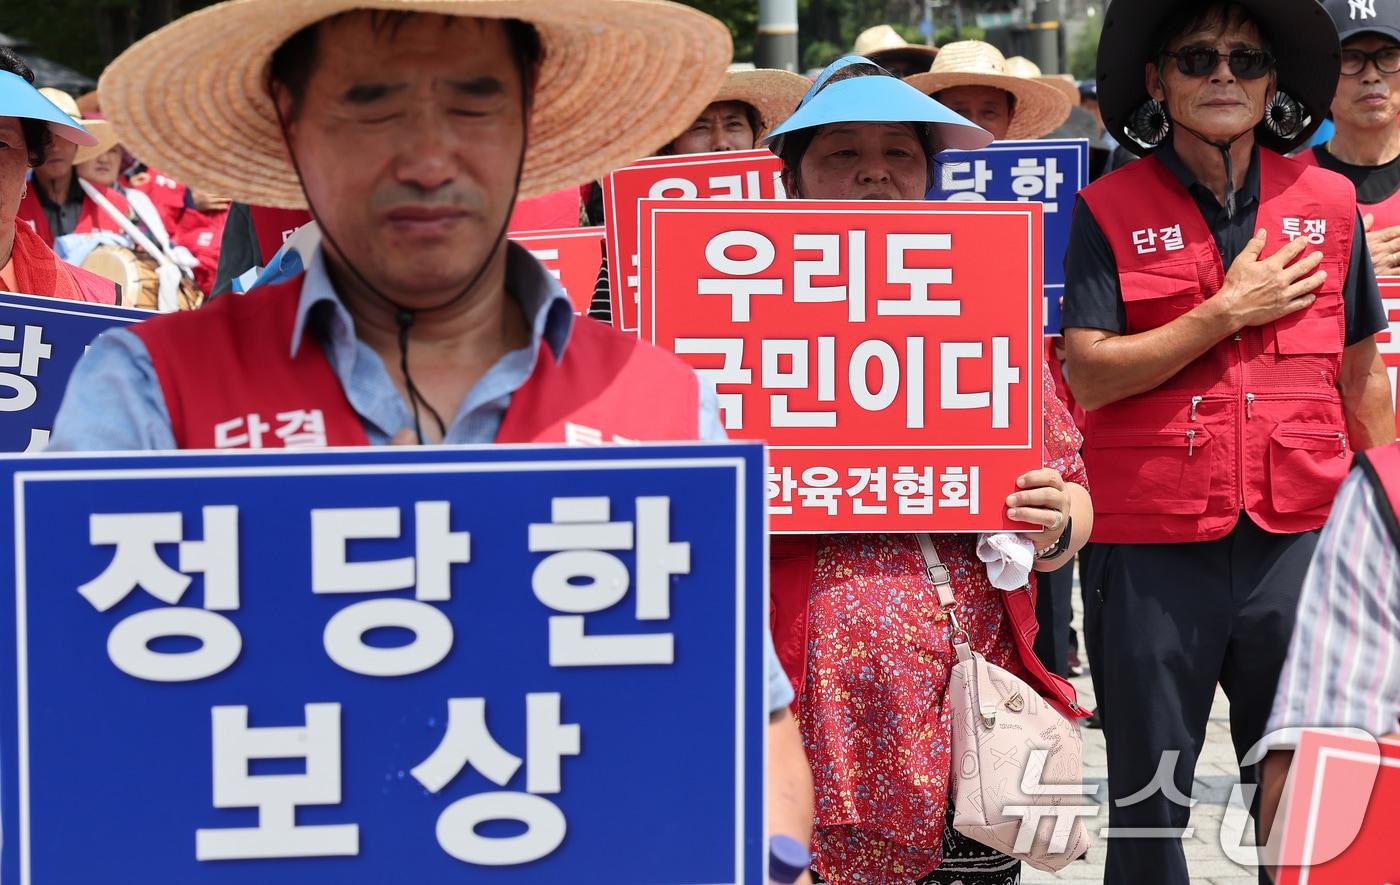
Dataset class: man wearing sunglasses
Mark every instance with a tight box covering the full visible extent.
[1298,1,1400,275]
[1061,2,1395,884]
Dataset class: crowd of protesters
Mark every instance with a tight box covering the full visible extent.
[0,0,1397,883]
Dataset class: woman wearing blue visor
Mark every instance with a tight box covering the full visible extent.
[764,56,1094,885]
[0,49,116,303]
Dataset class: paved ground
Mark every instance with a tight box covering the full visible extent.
[1022,590,1262,885]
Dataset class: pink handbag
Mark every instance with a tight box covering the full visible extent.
[915,534,1092,872]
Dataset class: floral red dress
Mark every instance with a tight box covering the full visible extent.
[801,362,1087,884]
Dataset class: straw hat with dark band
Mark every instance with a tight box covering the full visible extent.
[853,24,938,74]
[904,40,1073,140]
[1004,56,1082,108]
[38,87,118,165]
[97,0,734,208]
[712,68,813,137]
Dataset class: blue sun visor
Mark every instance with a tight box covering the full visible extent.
[763,55,991,154]
[0,71,96,146]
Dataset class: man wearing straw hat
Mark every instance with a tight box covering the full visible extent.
[666,67,812,157]
[46,0,813,868]
[852,24,938,78]
[15,87,132,247]
[1060,2,1394,882]
[587,66,811,321]
[904,40,1072,141]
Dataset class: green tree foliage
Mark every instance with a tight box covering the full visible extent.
[678,0,759,63]
[6,0,987,80]
[0,0,218,80]
[935,23,985,46]
[1070,14,1102,81]
[681,0,941,68]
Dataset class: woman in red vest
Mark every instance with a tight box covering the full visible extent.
[0,49,116,303]
[762,57,1093,885]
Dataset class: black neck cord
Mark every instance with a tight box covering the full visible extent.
[273,64,531,444]
[1159,82,1260,219]
[1173,119,1248,219]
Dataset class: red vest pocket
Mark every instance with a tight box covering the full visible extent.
[1085,426,1212,514]
[1270,261,1345,356]
[1120,262,1201,333]
[1268,423,1351,513]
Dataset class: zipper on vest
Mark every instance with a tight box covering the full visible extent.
[1339,433,1349,458]
[1186,429,1198,457]
[1189,396,1203,421]
[1237,337,1248,510]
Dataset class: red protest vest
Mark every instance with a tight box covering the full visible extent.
[1296,147,1400,231]
[249,206,314,265]
[130,167,189,235]
[1356,443,1400,551]
[1080,150,1353,544]
[130,275,700,449]
[16,180,130,246]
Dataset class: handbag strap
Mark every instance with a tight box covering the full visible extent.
[915,533,1002,727]
[914,533,957,609]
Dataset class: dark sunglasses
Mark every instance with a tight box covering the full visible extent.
[1162,46,1276,80]
[1340,46,1400,75]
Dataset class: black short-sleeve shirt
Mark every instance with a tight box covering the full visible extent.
[1062,143,1388,347]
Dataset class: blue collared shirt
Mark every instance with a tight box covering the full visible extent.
[48,243,795,713]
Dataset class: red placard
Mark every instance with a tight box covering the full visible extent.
[639,199,1044,533]
[508,226,605,315]
[1377,278,1400,435]
[1274,731,1400,884]
[603,150,785,332]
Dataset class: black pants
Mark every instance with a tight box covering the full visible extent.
[1033,557,1075,678]
[1081,545,1106,711]
[1081,518,1317,885]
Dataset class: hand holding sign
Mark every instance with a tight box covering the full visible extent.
[639,199,1045,533]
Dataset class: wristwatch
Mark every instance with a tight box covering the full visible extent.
[1035,515,1073,561]
[769,835,812,884]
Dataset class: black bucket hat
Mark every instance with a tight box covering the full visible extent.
[1097,0,1341,156]
[1322,0,1400,45]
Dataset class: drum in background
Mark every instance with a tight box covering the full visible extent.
[80,245,204,311]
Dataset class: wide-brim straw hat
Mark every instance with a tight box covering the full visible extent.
[854,24,937,73]
[38,87,117,164]
[1004,56,1081,108]
[713,68,812,137]
[904,40,1073,140]
[1097,0,1339,156]
[97,0,733,208]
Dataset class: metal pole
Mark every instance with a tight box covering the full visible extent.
[757,0,799,71]
[1027,0,1062,73]
[924,0,936,47]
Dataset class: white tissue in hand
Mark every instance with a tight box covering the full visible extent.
[976,532,1035,590]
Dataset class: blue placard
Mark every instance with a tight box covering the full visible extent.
[928,138,1090,335]
[0,443,767,884]
[0,291,152,452]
